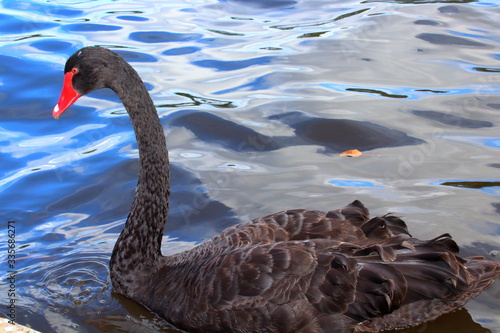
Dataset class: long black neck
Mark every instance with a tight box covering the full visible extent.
[109,62,170,283]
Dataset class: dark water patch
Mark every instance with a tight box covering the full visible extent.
[269,111,424,153]
[207,29,245,36]
[416,33,489,47]
[54,156,239,241]
[271,8,369,30]
[415,89,449,94]
[169,111,281,152]
[39,232,67,243]
[115,50,158,62]
[162,46,201,56]
[346,88,408,99]
[107,10,145,14]
[231,16,254,21]
[492,202,500,214]
[129,31,202,43]
[298,31,329,39]
[82,149,98,154]
[441,181,500,189]
[334,8,371,22]
[175,92,236,108]
[41,152,238,241]
[65,24,122,32]
[116,15,149,22]
[55,162,136,227]
[439,5,460,14]
[1,33,50,42]
[192,56,274,71]
[47,179,129,219]
[414,19,441,26]
[30,40,76,52]
[487,103,500,109]
[159,92,236,109]
[411,110,493,128]
[472,67,500,73]
[50,8,84,17]
[0,13,58,34]
[167,163,241,240]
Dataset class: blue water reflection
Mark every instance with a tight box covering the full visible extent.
[130,31,202,43]
[193,56,275,71]
[328,180,384,188]
[0,0,499,332]
[0,13,57,34]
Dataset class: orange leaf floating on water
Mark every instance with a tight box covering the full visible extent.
[340,149,362,157]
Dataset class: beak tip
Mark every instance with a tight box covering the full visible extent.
[53,104,61,119]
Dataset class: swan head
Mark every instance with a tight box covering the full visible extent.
[53,46,122,119]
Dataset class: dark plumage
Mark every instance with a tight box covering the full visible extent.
[53,46,500,333]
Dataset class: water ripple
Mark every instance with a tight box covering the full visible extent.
[37,255,110,307]
[1,0,499,332]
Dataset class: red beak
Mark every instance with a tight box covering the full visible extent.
[53,71,81,119]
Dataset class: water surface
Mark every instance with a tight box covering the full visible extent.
[0,0,499,332]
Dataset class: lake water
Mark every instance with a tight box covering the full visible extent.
[0,0,499,332]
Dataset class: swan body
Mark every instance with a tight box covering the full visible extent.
[53,47,500,332]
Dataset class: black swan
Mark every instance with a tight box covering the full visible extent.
[53,46,500,332]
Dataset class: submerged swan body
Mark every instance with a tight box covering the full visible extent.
[53,47,500,332]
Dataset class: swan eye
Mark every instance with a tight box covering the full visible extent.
[71,67,79,74]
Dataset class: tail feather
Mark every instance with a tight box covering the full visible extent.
[353,257,500,332]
